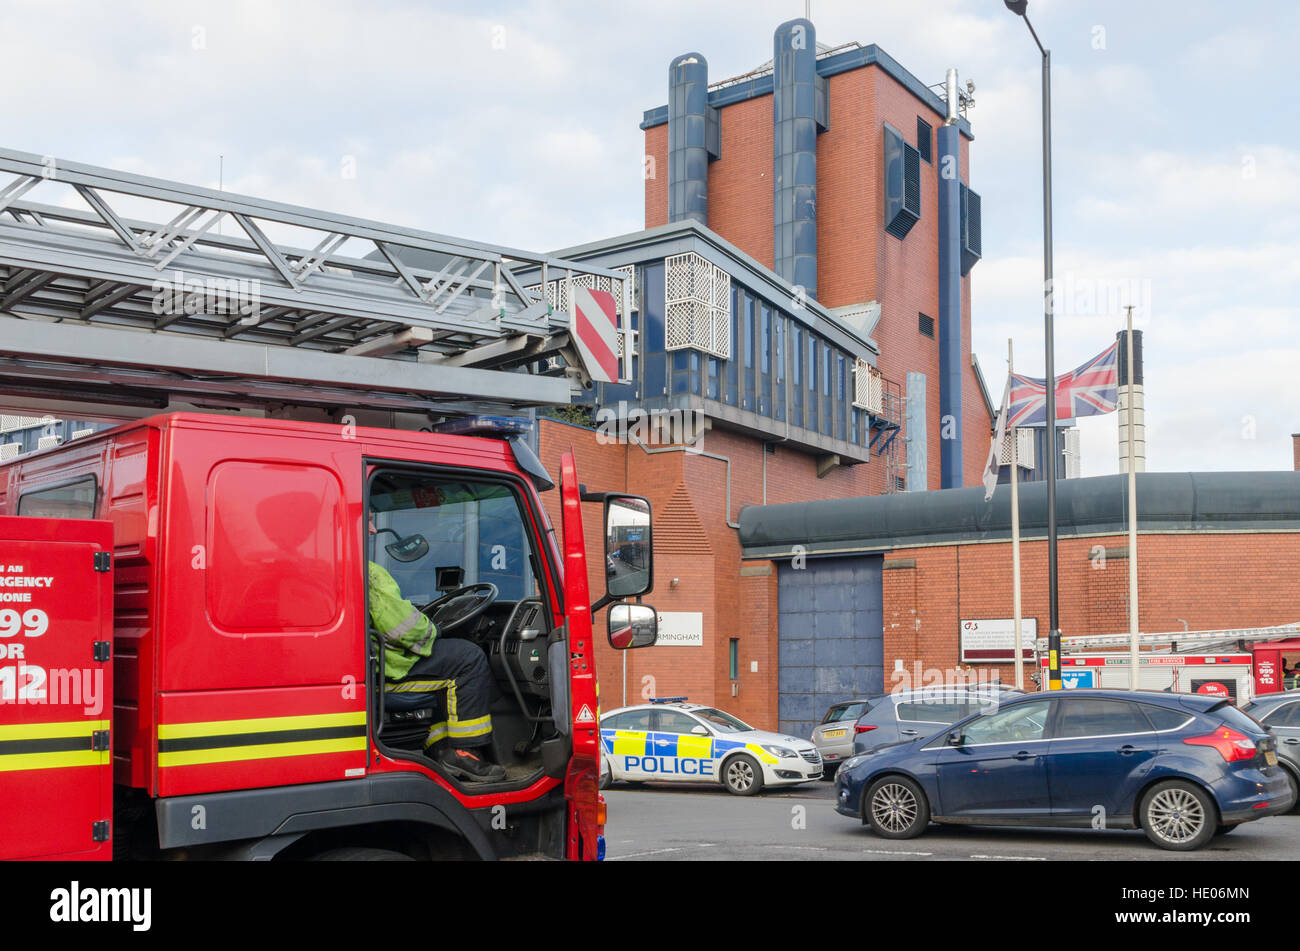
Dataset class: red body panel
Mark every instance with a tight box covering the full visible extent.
[0,516,114,860]
[558,452,600,860]
[0,413,599,858]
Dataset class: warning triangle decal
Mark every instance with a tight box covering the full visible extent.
[576,704,596,723]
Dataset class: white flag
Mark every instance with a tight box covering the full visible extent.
[983,374,1010,502]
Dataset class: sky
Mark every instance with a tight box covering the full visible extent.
[3,0,1297,474]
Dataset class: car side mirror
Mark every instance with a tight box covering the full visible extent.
[690,725,709,736]
[947,731,964,747]
[608,603,657,650]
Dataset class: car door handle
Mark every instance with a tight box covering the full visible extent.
[656,739,671,746]
[1013,751,1035,761]
[900,730,919,736]
[1116,744,1141,755]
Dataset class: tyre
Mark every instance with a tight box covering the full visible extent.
[1284,767,1300,813]
[722,753,764,796]
[310,847,415,861]
[821,763,839,782]
[864,775,930,839]
[1139,781,1217,851]
[599,756,612,790]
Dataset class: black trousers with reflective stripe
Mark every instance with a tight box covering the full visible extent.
[401,637,498,749]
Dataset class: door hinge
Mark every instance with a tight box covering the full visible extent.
[93,551,111,572]
[92,820,111,843]
[92,730,110,751]
[93,641,111,662]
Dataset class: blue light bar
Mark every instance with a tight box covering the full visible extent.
[431,415,532,438]
[649,696,689,704]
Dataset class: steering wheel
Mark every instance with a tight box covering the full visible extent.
[418,583,498,635]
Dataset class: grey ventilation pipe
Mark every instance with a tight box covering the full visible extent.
[773,18,820,298]
[668,53,715,225]
[937,68,964,488]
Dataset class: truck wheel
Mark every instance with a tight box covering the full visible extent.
[865,776,930,839]
[310,847,415,861]
[1139,781,1216,851]
[723,754,764,796]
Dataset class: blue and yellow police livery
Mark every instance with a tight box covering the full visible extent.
[598,698,822,795]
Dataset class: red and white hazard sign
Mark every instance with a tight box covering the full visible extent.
[570,286,619,384]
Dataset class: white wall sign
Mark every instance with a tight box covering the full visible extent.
[960,618,1038,663]
[655,611,704,647]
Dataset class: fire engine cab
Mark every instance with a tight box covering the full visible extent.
[0,149,655,861]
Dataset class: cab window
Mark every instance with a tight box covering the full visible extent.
[368,471,541,604]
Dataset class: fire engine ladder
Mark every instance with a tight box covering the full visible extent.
[1036,622,1300,656]
[0,147,631,420]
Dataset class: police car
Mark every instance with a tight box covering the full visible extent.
[598,698,822,795]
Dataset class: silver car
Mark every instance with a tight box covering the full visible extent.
[811,700,872,778]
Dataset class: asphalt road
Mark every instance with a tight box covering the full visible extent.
[603,778,1300,861]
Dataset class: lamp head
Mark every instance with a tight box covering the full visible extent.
[1004,0,1028,14]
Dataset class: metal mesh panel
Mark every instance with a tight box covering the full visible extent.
[37,435,61,450]
[70,428,95,440]
[0,442,19,460]
[665,252,729,358]
[665,301,696,350]
[998,428,1035,469]
[853,359,883,413]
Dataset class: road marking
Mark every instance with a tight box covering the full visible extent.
[969,854,1047,861]
[859,848,933,857]
[608,844,717,860]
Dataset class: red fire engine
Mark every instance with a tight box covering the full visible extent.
[0,149,654,860]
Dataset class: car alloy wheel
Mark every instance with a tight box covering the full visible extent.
[1140,781,1215,851]
[723,754,763,796]
[864,775,930,839]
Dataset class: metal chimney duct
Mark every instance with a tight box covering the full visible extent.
[668,53,717,225]
[773,19,820,298]
[937,67,964,487]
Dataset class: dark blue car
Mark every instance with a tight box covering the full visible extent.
[834,689,1294,851]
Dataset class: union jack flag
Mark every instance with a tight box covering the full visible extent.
[1008,342,1119,427]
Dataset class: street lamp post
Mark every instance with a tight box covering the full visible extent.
[1005,0,1062,690]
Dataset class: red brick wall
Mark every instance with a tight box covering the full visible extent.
[882,533,1300,689]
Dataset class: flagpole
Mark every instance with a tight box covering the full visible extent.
[1126,306,1140,689]
[1009,339,1025,690]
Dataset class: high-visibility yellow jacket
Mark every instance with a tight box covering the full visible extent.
[368,561,436,681]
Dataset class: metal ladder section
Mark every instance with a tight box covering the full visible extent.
[0,147,629,418]
[1037,622,1300,656]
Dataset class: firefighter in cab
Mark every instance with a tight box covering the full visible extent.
[368,518,505,783]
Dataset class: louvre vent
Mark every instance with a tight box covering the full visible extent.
[884,126,921,241]
[960,183,982,275]
[664,252,730,359]
[916,117,932,164]
[918,313,935,339]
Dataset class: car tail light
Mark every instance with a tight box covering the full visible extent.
[854,724,877,735]
[1183,727,1257,763]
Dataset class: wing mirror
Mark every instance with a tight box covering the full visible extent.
[947,730,964,747]
[608,603,657,650]
[605,494,652,598]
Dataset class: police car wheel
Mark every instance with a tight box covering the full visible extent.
[864,776,929,839]
[599,756,612,790]
[723,754,764,796]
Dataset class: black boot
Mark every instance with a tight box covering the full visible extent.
[438,745,506,783]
